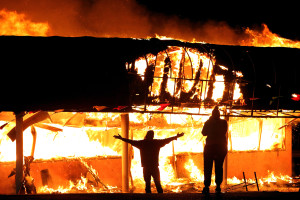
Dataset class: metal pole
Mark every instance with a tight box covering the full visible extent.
[243,172,248,191]
[121,113,129,193]
[15,111,25,194]
[254,172,259,191]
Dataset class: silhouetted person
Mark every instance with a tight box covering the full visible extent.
[202,106,228,194]
[114,130,184,193]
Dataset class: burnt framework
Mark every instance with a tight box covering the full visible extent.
[0,36,298,118]
[124,40,300,118]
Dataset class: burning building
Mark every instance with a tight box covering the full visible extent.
[0,6,299,195]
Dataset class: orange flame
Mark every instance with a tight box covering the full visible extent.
[242,24,300,48]
[0,9,49,36]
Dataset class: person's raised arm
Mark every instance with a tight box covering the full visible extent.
[160,132,184,146]
[113,134,123,140]
[113,134,139,147]
[114,134,131,143]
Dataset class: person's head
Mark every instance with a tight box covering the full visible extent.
[145,130,154,140]
[212,106,220,119]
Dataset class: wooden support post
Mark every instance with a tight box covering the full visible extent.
[172,140,178,178]
[121,114,129,193]
[15,111,25,194]
[30,126,37,157]
[223,108,229,187]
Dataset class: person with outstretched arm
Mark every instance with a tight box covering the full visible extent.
[114,130,184,193]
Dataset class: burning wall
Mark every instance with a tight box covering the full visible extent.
[0,112,294,194]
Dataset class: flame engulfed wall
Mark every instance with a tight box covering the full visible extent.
[0,112,293,194]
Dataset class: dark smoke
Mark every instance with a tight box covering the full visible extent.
[0,0,247,45]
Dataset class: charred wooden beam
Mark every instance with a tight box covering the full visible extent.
[8,111,50,142]
[159,57,171,102]
[79,158,108,190]
[121,114,130,192]
[30,126,37,157]
[15,111,25,194]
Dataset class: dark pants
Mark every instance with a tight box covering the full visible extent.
[204,144,227,188]
[143,167,163,193]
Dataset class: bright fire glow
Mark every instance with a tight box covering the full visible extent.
[132,46,243,105]
[0,9,49,36]
[0,123,119,162]
[212,75,225,101]
[242,24,300,48]
[0,112,294,194]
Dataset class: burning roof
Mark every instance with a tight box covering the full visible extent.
[0,36,298,114]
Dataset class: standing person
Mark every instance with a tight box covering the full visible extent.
[114,130,184,193]
[202,106,228,194]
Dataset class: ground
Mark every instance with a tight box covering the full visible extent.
[0,192,300,200]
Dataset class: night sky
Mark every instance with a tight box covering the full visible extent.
[137,0,300,40]
[0,0,298,42]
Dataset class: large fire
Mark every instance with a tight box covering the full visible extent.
[0,9,49,36]
[241,24,300,48]
[129,46,243,105]
[0,112,296,193]
[0,9,299,49]
[0,8,299,194]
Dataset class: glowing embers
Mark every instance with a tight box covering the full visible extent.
[37,158,120,194]
[127,46,244,110]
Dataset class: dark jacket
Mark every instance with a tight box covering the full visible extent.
[119,136,178,167]
[202,116,228,145]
